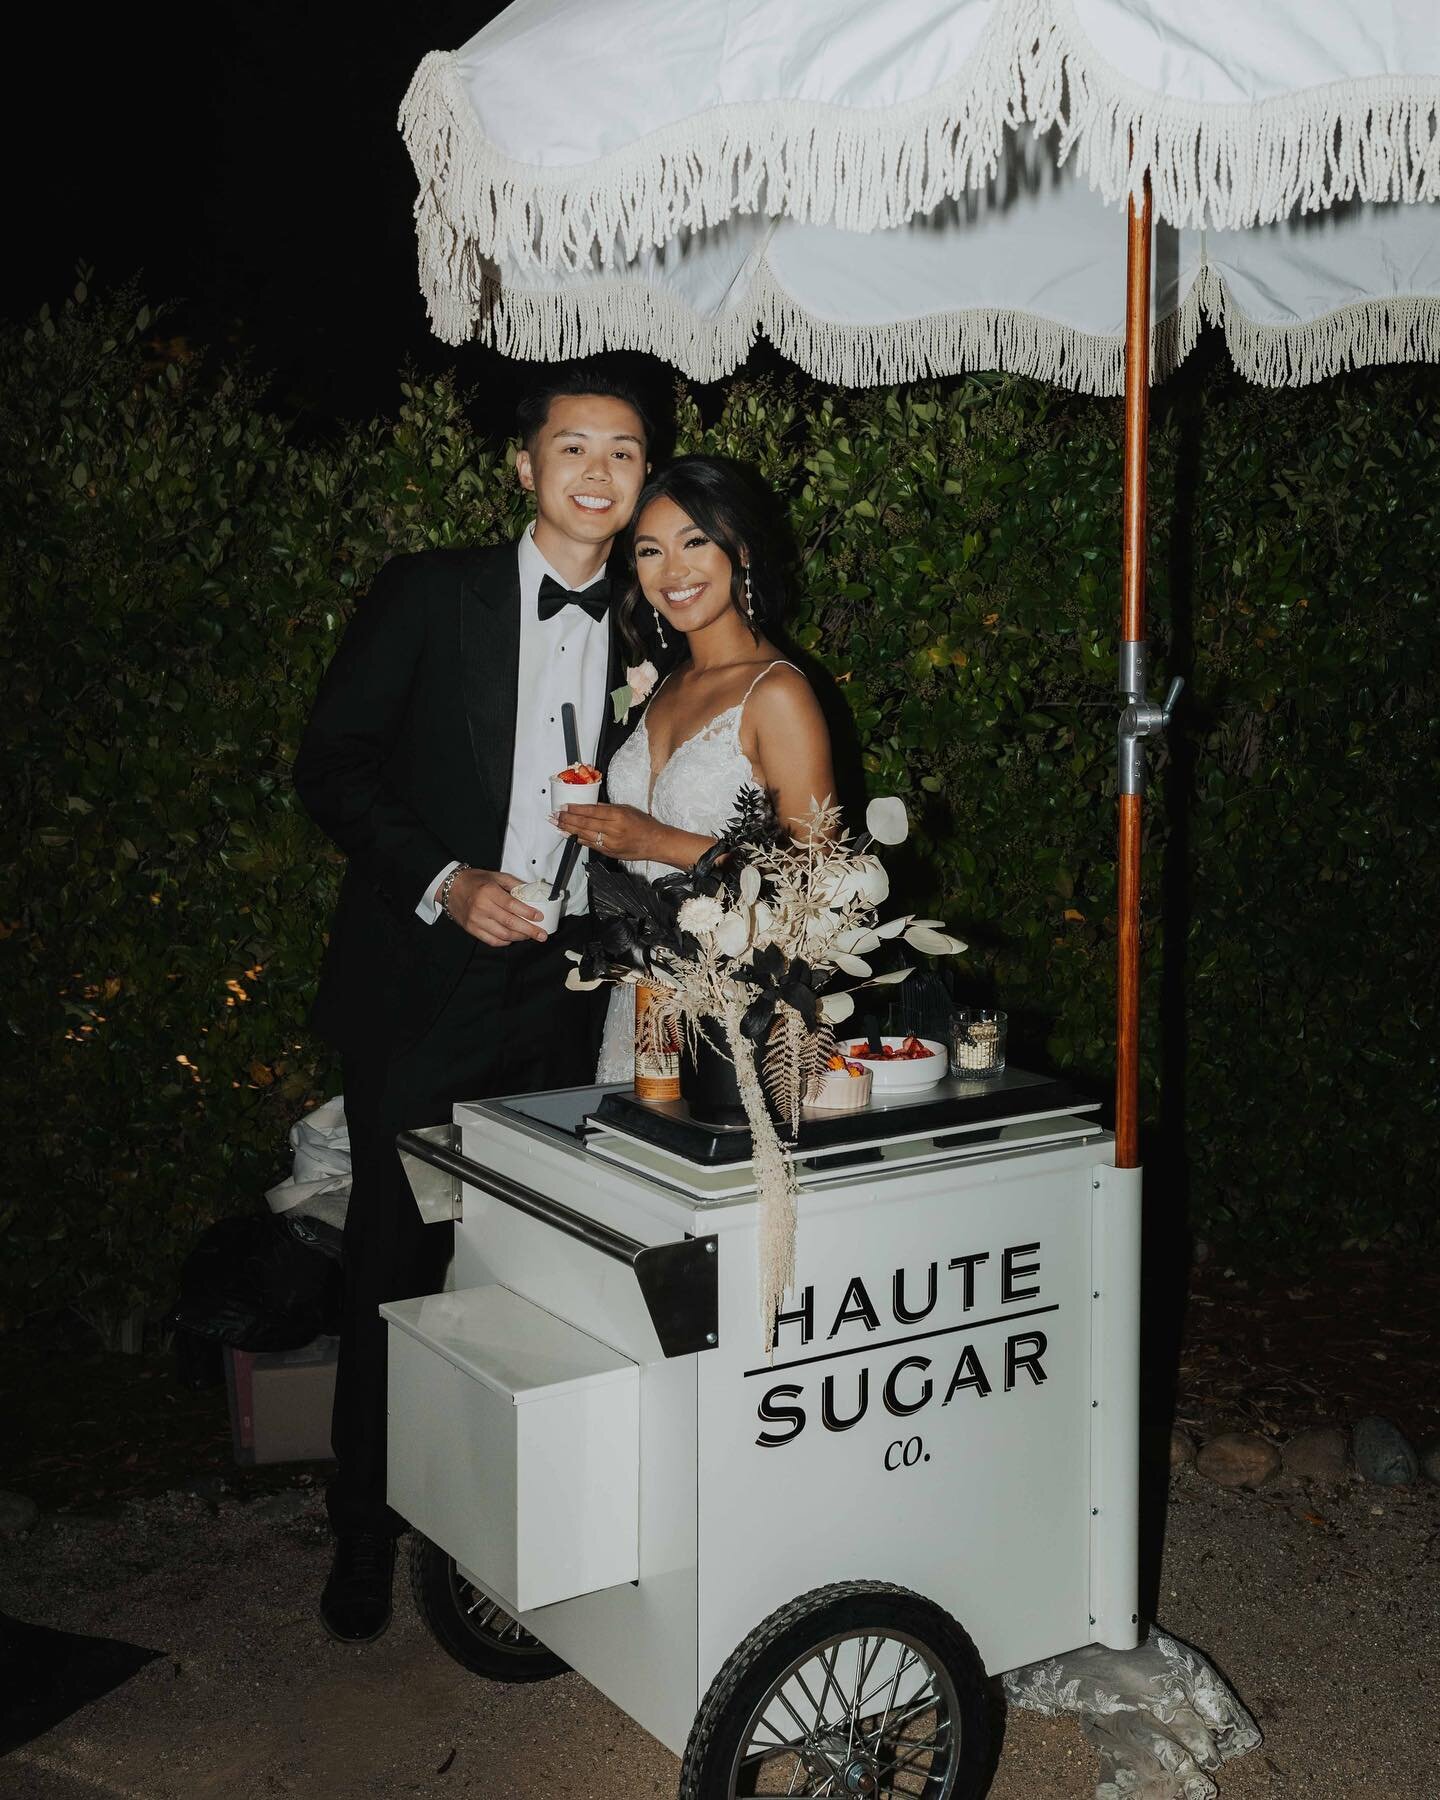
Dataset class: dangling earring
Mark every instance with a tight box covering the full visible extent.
[744,565,755,622]
[652,607,668,649]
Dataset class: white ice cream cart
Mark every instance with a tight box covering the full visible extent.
[387,1071,1139,1798]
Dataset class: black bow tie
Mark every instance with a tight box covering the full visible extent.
[537,573,611,623]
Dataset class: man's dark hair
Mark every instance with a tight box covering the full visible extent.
[515,358,661,454]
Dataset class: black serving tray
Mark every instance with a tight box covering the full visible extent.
[590,1067,1094,1167]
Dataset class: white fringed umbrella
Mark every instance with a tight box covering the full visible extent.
[398,0,1440,1160]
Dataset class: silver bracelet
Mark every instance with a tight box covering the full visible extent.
[437,862,470,921]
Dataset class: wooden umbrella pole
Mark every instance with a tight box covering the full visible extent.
[1121,185,1151,649]
[1115,178,1152,1170]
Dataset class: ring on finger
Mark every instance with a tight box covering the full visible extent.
[596,830,606,848]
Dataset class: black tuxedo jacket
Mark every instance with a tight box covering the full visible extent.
[294,543,627,1055]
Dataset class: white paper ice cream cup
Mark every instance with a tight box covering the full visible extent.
[551,775,602,813]
[514,881,565,934]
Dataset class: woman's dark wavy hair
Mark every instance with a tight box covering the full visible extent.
[616,456,785,663]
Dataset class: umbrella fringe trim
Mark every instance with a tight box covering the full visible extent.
[400,5,1440,286]
[399,17,1027,278]
[466,259,1440,394]
[1196,267,1440,388]
[1022,0,1440,231]
[752,276,1205,395]
[471,264,1174,393]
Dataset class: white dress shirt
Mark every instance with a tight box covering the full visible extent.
[417,526,609,923]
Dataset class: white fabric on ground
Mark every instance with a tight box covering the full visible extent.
[264,1096,351,1232]
[1004,1627,1263,1800]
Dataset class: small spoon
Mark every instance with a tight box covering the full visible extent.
[549,831,583,903]
[561,701,580,769]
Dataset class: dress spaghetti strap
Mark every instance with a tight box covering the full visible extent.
[737,659,801,709]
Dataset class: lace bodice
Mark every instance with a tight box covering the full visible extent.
[604,662,796,879]
[595,661,796,1080]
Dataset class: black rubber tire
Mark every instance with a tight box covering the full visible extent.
[408,1533,568,1683]
[679,1580,995,1800]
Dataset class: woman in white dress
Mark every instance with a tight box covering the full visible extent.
[553,457,837,1080]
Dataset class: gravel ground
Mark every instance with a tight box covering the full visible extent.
[2,1469,1436,1799]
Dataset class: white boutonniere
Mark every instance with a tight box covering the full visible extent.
[611,660,659,726]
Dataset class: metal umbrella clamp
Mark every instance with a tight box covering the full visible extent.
[380,5,1438,1793]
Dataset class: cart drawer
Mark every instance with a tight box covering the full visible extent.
[382,1285,639,1613]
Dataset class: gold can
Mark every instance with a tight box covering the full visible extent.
[634,982,681,1101]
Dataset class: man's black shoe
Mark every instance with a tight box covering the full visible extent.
[320,1532,396,1643]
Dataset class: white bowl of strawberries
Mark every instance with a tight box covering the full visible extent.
[842,1034,947,1093]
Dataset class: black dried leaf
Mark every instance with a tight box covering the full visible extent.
[587,861,675,931]
[741,992,778,1042]
[718,787,779,851]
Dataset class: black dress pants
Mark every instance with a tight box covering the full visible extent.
[328,920,604,1537]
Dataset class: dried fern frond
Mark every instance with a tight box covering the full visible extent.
[803,1023,837,1094]
[760,1012,842,1136]
[762,1007,807,1137]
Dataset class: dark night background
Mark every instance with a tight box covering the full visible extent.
[2,17,1437,1783]
[11,3,519,425]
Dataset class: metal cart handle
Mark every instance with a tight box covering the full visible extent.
[395,1128,718,1358]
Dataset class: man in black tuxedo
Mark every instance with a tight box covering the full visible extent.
[294,364,651,1641]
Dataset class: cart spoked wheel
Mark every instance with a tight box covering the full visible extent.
[680,1581,994,1800]
[408,1533,568,1683]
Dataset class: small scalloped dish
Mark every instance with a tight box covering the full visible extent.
[805,1057,874,1111]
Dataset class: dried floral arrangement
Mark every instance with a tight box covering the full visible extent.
[567,793,965,1350]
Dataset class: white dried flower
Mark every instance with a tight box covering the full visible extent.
[677,895,725,935]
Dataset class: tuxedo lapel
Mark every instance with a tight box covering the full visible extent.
[460,545,521,837]
[595,611,628,768]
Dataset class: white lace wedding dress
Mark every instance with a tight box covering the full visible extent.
[594,662,795,1082]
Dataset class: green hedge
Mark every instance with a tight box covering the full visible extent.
[3,282,1437,1337]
